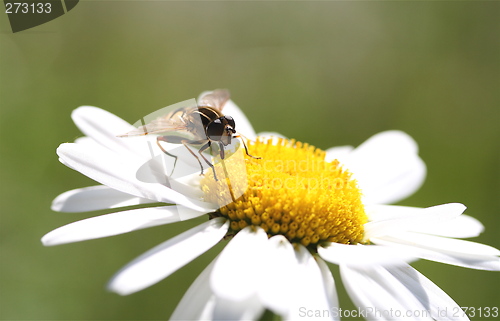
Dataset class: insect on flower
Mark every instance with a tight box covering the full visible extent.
[118,89,260,180]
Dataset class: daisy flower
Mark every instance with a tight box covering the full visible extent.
[43,91,500,321]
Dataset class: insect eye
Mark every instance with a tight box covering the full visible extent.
[207,119,225,139]
[225,115,235,129]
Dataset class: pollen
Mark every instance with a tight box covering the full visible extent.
[201,137,367,247]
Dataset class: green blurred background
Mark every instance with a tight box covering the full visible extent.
[1,2,499,320]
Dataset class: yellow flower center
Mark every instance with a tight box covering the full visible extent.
[201,137,367,247]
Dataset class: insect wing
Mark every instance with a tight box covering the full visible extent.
[118,116,189,137]
[118,98,198,137]
[198,89,230,111]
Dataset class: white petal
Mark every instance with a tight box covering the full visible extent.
[74,136,100,147]
[286,245,338,321]
[258,236,298,316]
[324,145,354,163]
[315,257,340,318]
[372,232,500,270]
[387,264,470,321]
[72,106,133,135]
[353,130,419,156]
[108,218,229,295]
[72,106,144,156]
[255,135,287,146]
[256,131,288,140]
[365,204,483,238]
[364,203,467,240]
[417,214,484,238]
[344,130,426,204]
[210,226,268,302]
[51,185,155,212]
[365,204,423,222]
[170,259,218,321]
[173,254,265,321]
[223,99,257,140]
[318,243,416,266]
[57,143,216,212]
[340,264,434,321]
[257,239,338,321]
[213,296,264,321]
[41,205,205,246]
[382,231,500,257]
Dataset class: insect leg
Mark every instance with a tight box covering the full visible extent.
[157,136,178,176]
[234,134,261,159]
[179,140,207,177]
[218,141,226,159]
[198,141,218,181]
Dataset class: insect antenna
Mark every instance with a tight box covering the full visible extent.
[234,133,261,160]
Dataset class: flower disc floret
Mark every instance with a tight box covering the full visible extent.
[202,137,367,247]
